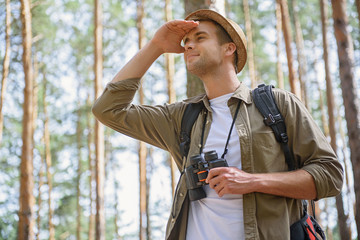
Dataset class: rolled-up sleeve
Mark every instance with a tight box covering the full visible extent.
[92,78,141,123]
[274,89,344,200]
[92,78,185,160]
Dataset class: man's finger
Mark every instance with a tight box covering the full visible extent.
[206,167,227,183]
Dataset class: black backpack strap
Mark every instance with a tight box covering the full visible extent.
[252,84,295,171]
[180,102,205,162]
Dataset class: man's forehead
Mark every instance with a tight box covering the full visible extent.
[183,21,216,41]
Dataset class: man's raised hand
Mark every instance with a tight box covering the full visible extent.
[110,20,198,82]
[151,20,199,54]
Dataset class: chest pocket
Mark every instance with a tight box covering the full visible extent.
[252,131,287,173]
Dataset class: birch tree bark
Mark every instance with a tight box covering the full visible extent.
[331,0,360,237]
[18,0,35,238]
[94,0,105,239]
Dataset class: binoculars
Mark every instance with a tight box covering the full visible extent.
[184,150,228,201]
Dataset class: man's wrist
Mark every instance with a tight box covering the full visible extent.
[148,38,165,56]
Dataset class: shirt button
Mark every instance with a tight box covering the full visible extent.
[180,192,184,197]
[171,218,175,223]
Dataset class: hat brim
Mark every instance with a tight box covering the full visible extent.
[185,9,247,74]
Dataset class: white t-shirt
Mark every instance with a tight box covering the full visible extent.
[186,93,245,240]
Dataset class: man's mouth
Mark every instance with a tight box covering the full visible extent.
[186,53,199,62]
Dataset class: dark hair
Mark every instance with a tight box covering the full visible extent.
[212,21,232,45]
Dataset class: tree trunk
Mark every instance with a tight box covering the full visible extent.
[0,0,11,145]
[165,0,176,105]
[42,73,55,240]
[94,0,105,239]
[114,180,121,240]
[18,0,35,238]
[146,155,152,240]
[338,108,357,232]
[277,0,301,97]
[317,80,329,136]
[32,54,38,147]
[321,1,351,238]
[319,0,332,138]
[335,193,351,240]
[33,53,41,240]
[136,0,148,239]
[275,1,284,89]
[184,0,225,97]
[324,199,334,240]
[184,0,225,15]
[87,96,95,240]
[76,89,83,240]
[243,0,257,89]
[331,0,360,236]
[36,151,44,240]
[291,0,308,108]
[165,0,177,196]
[337,105,355,210]
[139,140,147,240]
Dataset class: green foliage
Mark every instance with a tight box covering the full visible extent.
[54,194,78,238]
[0,213,18,240]
[0,153,19,240]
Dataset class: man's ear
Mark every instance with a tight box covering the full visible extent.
[224,42,237,57]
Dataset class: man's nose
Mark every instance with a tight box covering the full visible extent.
[184,41,195,51]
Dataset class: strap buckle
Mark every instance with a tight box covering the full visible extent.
[264,113,283,126]
[280,133,288,143]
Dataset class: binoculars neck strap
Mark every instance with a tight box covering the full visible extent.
[198,99,242,159]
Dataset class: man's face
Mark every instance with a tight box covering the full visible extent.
[183,21,225,76]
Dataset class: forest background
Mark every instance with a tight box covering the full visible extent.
[0,0,359,239]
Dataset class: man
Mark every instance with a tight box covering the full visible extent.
[92,9,343,240]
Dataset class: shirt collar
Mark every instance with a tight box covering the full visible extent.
[183,82,252,110]
[230,82,252,105]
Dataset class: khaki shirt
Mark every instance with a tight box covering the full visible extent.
[92,78,343,240]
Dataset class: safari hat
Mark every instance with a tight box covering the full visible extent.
[185,9,247,74]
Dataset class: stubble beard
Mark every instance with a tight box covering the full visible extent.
[186,55,216,77]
